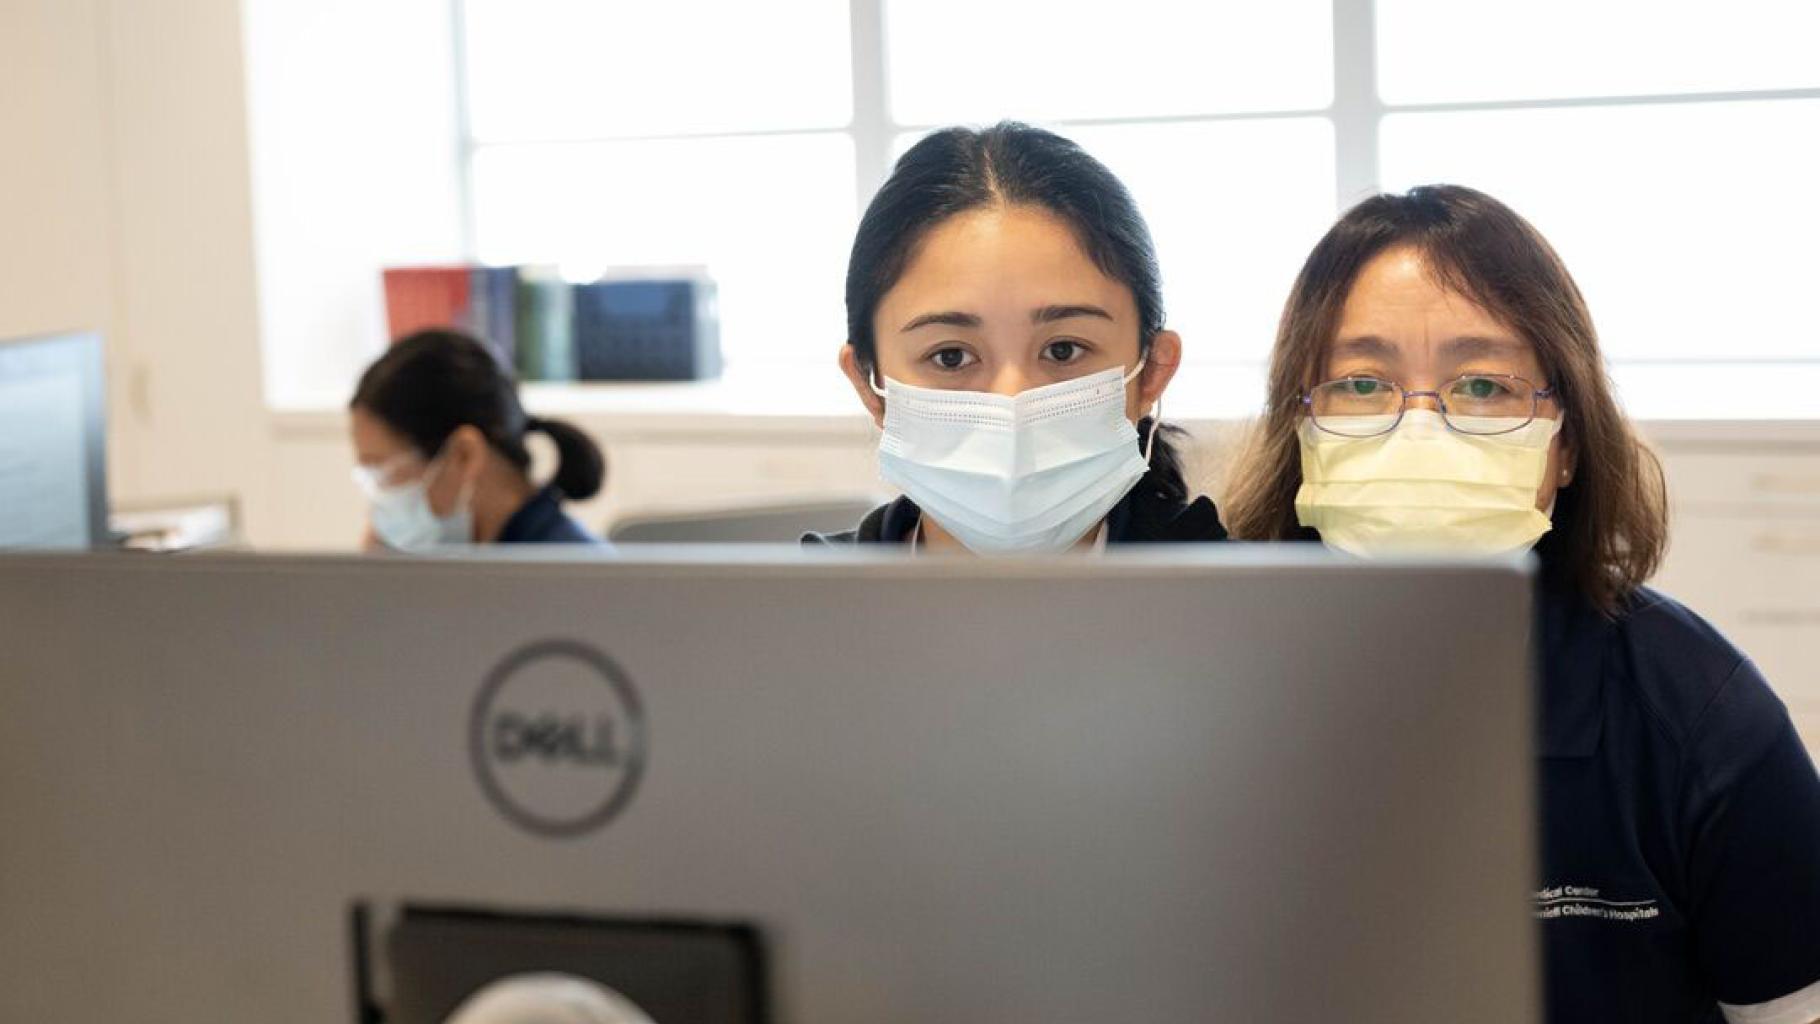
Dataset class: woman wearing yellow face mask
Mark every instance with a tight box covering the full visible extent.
[1224,185,1820,1024]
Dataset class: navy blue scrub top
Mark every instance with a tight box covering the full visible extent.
[1537,583,1820,1022]
[495,486,603,545]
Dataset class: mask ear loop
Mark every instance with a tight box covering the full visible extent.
[1142,397,1162,464]
[1126,357,1159,464]
[425,444,480,542]
[453,474,478,539]
[869,366,887,399]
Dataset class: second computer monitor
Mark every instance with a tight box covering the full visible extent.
[0,330,108,549]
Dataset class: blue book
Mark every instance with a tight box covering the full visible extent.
[572,275,721,382]
[466,266,520,371]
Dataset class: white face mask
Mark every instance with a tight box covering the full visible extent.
[352,452,474,551]
[1295,409,1562,556]
[870,361,1153,554]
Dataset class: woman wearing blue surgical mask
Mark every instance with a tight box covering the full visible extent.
[349,329,606,550]
[1225,186,1820,1024]
[804,121,1227,551]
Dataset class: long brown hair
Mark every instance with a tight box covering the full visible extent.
[1222,185,1667,612]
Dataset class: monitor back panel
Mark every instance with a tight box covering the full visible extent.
[0,551,1537,1023]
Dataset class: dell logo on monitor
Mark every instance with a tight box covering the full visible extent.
[491,711,626,766]
[470,640,647,839]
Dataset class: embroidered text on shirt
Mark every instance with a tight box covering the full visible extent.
[1534,884,1662,922]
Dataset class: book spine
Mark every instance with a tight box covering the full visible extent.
[514,270,576,382]
[382,266,471,341]
[466,266,518,371]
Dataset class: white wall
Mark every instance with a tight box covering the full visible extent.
[0,0,119,461]
[103,0,271,515]
[0,1,112,319]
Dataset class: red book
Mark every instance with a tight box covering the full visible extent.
[382,266,472,341]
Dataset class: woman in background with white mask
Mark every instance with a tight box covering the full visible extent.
[1224,185,1820,1024]
[804,121,1226,550]
[349,329,606,550]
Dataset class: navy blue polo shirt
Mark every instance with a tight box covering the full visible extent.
[1537,583,1820,1022]
[496,486,604,545]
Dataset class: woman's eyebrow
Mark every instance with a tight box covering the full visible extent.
[1442,335,1525,359]
[1332,334,1397,359]
[1032,304,1114,325]
[901,310,983,332]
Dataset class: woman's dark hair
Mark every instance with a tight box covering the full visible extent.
[1222,185,1668,613]
[846,121,1191,501]
[350,329,606,501]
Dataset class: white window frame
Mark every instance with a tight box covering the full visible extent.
[445,0,1820,414]
[452,0,1820,244]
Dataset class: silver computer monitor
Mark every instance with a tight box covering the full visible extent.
[0,549,1538,1023]
[0,331,108,549]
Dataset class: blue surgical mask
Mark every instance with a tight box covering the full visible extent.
[352,453,474,551]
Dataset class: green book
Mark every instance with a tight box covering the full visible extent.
[514,267,575,382]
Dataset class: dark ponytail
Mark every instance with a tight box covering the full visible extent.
[847,121,1189,498]
[351,329,607,500]
[524,416,606,501]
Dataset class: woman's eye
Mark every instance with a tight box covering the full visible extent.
[1043,340,1086,363]
[1345,378,1383,397]
[1456,375,1513,400]
[930,347,975,370]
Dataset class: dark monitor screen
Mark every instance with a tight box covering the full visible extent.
[359,904,767,1024]
[0,331,108,549]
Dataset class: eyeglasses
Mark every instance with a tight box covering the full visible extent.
[350,452,425,497]
[1302,374,1556,438]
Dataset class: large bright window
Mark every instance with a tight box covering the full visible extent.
[454,0,1820,396]
[1379,101,1820,363]
[1375,0,1820,104]
[462,1,853,139]
[885,1,1333,122]
[883,0,1337,373]
[1373,0,1820,371]
[461,0,857,362]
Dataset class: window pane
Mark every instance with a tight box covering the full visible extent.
[1378,0,1820,105]
[472,135,857,364]
[1068,120,1337,366]
[463,0,852,142]
[887,0,1332,124]
[892,119,1336,366]
[1380,101,1820,362]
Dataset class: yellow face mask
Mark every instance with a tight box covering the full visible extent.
[1294,409,1562,556]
